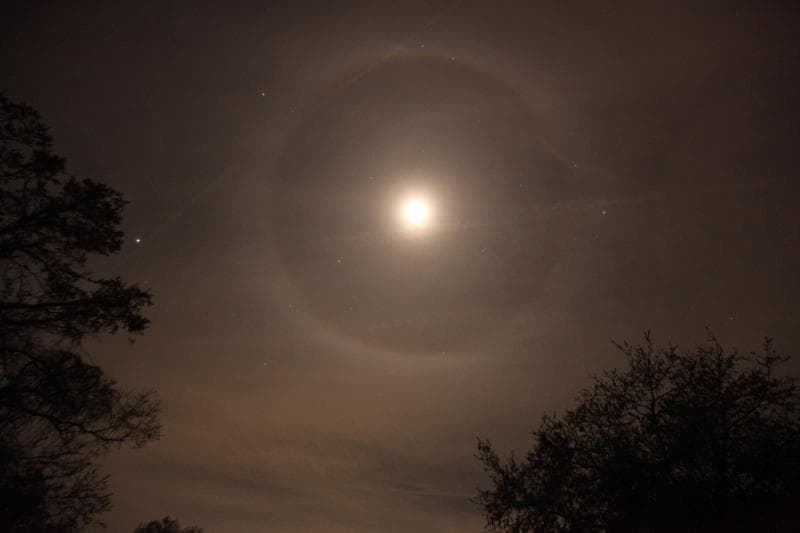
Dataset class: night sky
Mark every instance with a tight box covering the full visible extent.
[3,1,800,531]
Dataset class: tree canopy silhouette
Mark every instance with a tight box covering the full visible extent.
[475,332,800,532]
[0,93,160,532]
[133,516,203,533]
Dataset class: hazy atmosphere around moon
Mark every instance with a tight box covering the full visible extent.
[2,1,799,531]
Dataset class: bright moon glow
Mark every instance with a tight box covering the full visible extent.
[402,198,430,227]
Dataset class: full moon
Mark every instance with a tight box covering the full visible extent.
[402,198,430,227]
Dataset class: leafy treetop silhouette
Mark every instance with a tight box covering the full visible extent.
[134,516,203,533]
[0,92,160,532]
[476,332,800,532]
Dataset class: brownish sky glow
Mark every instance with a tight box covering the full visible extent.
[2,1,799,531]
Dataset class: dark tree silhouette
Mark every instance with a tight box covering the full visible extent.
[0,93,160,532]
[476,332,800,532]
[134,516,203,533]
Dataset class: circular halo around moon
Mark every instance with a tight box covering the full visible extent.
[266,52,573,357]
